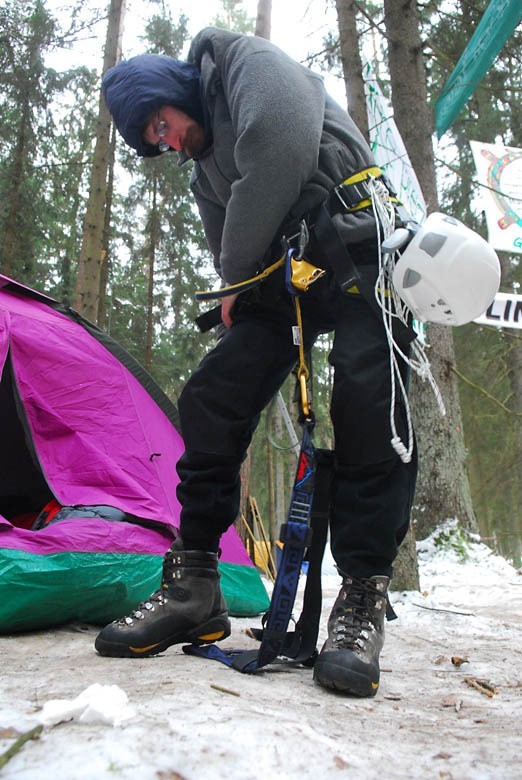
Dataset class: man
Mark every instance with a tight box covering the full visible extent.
[96,26,417,698]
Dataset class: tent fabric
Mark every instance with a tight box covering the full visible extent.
[0,518,269,631]
[0,275,269,631]
[3,288,184,518]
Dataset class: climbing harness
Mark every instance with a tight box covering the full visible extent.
[194,224,325,332]
[329,166,402,216]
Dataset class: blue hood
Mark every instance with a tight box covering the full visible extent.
[102,55,205,158]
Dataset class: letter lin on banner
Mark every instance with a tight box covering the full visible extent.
[470,141,522,254]
[475,291,522,329]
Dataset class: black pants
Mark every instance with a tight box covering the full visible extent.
[176,263,417,579]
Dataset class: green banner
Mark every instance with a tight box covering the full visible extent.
[435,0,522,138]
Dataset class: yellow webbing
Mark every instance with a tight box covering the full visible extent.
[341,166,383,186]
[195,254,285,301]
[337,166,400,213]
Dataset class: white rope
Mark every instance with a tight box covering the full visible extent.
[366,177,445,464]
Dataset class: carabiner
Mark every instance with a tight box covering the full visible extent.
[298,369,311,419]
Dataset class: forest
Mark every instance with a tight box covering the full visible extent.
[1,0,521,575]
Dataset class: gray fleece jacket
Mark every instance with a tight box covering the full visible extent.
[187,27,376,285]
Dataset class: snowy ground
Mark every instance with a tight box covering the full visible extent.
[1,524,521,780]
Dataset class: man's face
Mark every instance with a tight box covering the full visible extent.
[143,106,205,158]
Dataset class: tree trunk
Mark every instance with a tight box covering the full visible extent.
[383,0,438,210]
[499,253,522,512]
[255,0,272,39]
[334,0,370,140]
[267,433,277,554]
[240,0,275,551]
[97,123,118,329]
[383,0,476,538]
[74,0,126,323]
[274,401,287,537]
[500,110,522,544]
[236,448,251,545]
[1,99,30,276]
[145,174,158,372]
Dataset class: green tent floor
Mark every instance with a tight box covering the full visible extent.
[0,550,270,633]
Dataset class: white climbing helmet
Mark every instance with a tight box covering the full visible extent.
[392,212,501,326]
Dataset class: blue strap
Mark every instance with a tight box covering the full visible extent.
[183,418,316,673]
[285,247,298,296]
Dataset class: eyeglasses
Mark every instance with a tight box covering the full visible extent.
[156,119,170,153]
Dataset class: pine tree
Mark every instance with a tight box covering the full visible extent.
[425,0,522,565]
[106,10,211,398]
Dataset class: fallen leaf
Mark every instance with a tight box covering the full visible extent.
[433,752,452,760]
[434,655,449,665]
[451,656,469,667]
[334,756,351,769]
[0,728,20,739]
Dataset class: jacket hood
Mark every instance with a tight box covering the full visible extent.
[102,54,204,158]
[188,26,244,68]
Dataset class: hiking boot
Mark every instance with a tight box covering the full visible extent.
[313,574,389,697]
[95,539,231,658]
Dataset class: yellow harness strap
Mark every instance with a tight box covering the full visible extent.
[342,165,383,185]
[335,166,400,213]
[195,254,286,301]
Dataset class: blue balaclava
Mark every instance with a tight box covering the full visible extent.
[102,54,205,157]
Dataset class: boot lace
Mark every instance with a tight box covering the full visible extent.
[115,589,169,626]
[331,578,382,650]
[116,551,178,625]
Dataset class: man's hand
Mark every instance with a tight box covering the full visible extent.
[221,292,239,329]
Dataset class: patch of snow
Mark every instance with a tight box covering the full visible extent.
[1,529,521,780]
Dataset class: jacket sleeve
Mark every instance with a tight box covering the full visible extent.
[192,189,226,276]
[216,41,326,285]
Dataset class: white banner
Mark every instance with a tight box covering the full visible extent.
[363,61,427,225]
[474,291,522,329]
[470,141,522,254]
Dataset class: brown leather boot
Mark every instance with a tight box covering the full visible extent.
[313,574,389,696]
[95,539,231,657]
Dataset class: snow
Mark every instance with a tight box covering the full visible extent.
[1,524,521,779]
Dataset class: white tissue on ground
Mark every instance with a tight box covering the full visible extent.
[38,683,136,727]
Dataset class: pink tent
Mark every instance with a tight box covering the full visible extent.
[0,275,268,631]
